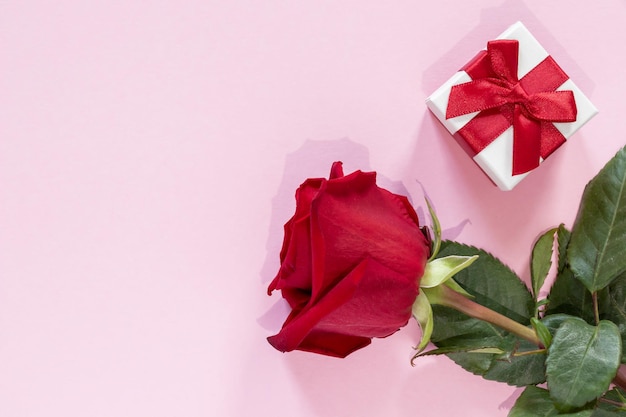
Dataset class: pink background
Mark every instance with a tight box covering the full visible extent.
[1,1,625,416]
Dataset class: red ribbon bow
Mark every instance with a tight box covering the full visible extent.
[446,40,578,175]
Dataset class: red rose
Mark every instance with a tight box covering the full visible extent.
[267,162,430,357]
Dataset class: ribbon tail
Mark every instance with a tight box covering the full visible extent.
[512,106,542,175]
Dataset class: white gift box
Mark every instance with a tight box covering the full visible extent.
[426,21,598,191]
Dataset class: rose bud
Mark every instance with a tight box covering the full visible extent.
[267,162,430,357]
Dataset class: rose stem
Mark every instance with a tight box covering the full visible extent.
[427,284,542,347]
[592,291,600,325]
[430,285,626,393]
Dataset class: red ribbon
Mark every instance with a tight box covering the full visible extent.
[446,40,577,175]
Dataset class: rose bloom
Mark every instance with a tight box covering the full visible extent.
[267,162,430,357]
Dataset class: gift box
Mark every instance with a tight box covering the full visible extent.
[426,21,598,191]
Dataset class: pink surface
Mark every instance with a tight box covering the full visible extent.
[1,1,625,416]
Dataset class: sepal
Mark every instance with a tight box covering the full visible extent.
[426,197,442,261]
[412,291,434,354]
[420,255,479,288]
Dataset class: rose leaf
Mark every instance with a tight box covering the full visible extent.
[557,224,571,274]
[599,270,626,362]
[531,227,557,299]
[430,241,542,386]
[508,385,594,417]
[593,388,626,415]
[545,265,598,324]
[434,241,533,323]
[568,146,626,293]
[531,317,553,348]
[546,318,622,410]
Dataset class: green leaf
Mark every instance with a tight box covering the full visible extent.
[531,227,558,299]
[593,389,626,416]
[541,313,576,335]
[557,224,571,273]
[545,226,589,319]
[411,291,434,353]
[427,294,544,384]
[420,255,479,288]
[413,345,505,358]
[531,317,553,348]
[434,241,534,323]
[599,271,626,362]
[546,318,622,409]
[431,304,507,375]
[430,241,542,386]
[568,146,626,292]
[546,265,599,324]
[482,336,547,386]
[508,385,594,417]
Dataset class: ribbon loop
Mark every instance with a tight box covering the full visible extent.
[487,40,519,83]
[445,39,578,175]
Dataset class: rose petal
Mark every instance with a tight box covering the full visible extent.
[329,161,344,179]
[295,330,371,358]
[271,216,314,296]
[267,259,368,353]
[267,257,418,355]
[309,170,428,302]
[268,178,323,295]
[267,164,430,357]
[315,257,418,338]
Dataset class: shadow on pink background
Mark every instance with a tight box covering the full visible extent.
[421,0,596,95]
